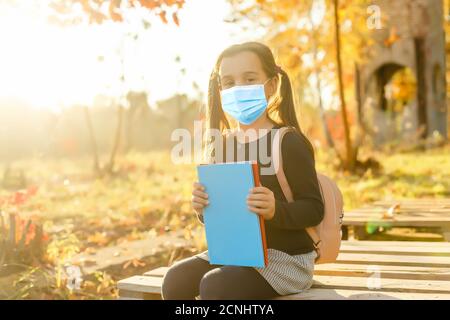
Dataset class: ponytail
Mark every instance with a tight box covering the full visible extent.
[203,70,230,163]
[207,70,229,133]
[276,67,316,161]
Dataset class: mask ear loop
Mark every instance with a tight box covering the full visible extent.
[212,71,223,91]
[263,73,279,102]
[265,71,282,122]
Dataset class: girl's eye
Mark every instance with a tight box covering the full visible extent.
[223,82,234,89]
[247,78,256,83]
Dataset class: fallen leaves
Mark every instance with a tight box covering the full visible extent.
[384,27,400,48]
[382,203,401,219]
[84,247,97,255]
[123,258,146,269]
[0,186,39,207]
[87,232,109,246]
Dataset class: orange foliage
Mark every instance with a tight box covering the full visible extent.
[0,186,39,207]
[326,110,355,142]
[50,0,185,25]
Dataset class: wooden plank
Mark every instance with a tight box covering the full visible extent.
[342,240,450,247]
[342,219,450,227]
[443,228,450,241]
[118,290,144,300]
[117,275,162,294]
[347,206,450,212]
[344,212,450,217]
[312,275,450,293]
[336,252,450,267]
[369,206,450,210]
[354,207,450,212]
[374,200,450,204]
[349,202,450,208]
[274,288,450,300]
[118,272,450,299]
[314,263,450,280]
[373,199,450,205]
[118,289,161,300]
[344,211,450,217]
[374,198,450,202]
[122,262,450,292]
[340,244,450,255]
[144,267,168,277]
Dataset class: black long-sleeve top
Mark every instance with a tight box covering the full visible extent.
[196,125,325,255]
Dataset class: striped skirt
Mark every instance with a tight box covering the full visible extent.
[194,248,317,296]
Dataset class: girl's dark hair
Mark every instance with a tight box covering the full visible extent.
[206,41,315,160]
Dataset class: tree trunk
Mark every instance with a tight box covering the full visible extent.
[106,104,124,174]
[414,37,428,139]
[124,106,137,153]
[333,0,356,170]
[308,1,339,155]
[83,106,100,174]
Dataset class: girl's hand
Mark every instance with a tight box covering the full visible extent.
[247,186,275,220]
[192,182,209,215]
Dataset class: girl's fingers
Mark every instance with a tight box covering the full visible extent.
[247,193,268,201]
[192,181,209,213]
[247,200,269,208]
[248,206,269,215]
[250,186,270,194]
[192,196,209,206]
[193,182,205,191]
[192,189,209,199]
[192,202,204,210]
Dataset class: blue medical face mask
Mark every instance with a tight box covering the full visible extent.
[220,79,271,125]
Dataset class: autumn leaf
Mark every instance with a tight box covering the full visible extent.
[26,185,39,197]
[384,27,400,48]
[84,247,97,255]
[49,0,184,25]
[140,0,160,10]
[123,258,146,269]
[172,12,179,26]
[159,10,168,24]
[382,203,400,219]
[87,232,109,246]
[11,191,28,206]
[109,1,123,22]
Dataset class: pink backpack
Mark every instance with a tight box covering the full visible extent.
[272,126,344,264]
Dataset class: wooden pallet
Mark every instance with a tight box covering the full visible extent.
[343,199,450,240]
[117,240,450,300]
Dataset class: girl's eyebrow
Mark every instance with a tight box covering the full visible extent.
[243,71,258,76]
[220,75,233,81]
[220,71,259,80]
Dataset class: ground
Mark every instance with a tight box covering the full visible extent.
[1,142,449,299]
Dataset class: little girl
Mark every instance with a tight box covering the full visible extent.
[162,41,324,300]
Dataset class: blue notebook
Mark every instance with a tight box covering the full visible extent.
[197,161,268,268]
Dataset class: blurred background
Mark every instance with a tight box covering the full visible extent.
[0,0,449,299]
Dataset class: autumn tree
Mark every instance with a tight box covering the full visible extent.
[49,0,184,25]
[48,0,186,176]
[227,0,376,171]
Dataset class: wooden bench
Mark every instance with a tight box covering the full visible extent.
[343,199,450,240]
[117,240,450,300]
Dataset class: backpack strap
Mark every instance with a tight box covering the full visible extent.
[272,126,322,259]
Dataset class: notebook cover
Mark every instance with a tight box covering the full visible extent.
[252,162,269,267]
[197,161,268,268]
